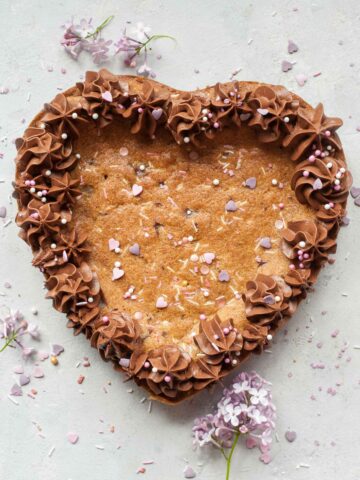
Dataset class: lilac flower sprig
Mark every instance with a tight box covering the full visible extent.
[61,16,114,63]
[115,28,175,77]
[0,310,39,356]
[193,372,276,480]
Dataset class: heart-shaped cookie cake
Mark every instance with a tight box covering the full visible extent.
[15,70,351,403]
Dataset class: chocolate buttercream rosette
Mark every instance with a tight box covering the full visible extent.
[14,69,351,403]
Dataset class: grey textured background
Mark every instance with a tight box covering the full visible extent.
[1,1,359,479]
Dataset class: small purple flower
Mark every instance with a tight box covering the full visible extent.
[0,309,40,355]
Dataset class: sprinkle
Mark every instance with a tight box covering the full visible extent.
[19,374,30,386]
[156,296,168,309]
[0,206,7,218]
[212,178,220,186]
[184,465,196,478]
[8,395,19,405]
[271,179,278,186]
[257,108,268,116]
[67,432,79,444]
[112,268,125,281]
[288,40,299,54]
[92,113,99,120]
[77,375,85,384]
[203,252,215,264]
[281,60,293,73]
[101,91,113,102]
[10,384,22,396]
[245,177,257,189]
[129,243,140,256]
[48,446,56,457]
[225,200,238,212]
[50,355,58,366]
[260,237,272,249]
[295,73,308,87]
[95,445,104,450]
[313,178,323,190]
[218,270,230,282]
[51,344,64,356]
[285,430,297,442]
[108,238,120,251]
[132,184,143,196]
[152,108,163,120]
[33,366,44,378]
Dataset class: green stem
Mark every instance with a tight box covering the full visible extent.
[225,433,240,480]
[0,332,17,353]
[85,15,114,39]
[136,34,176,55]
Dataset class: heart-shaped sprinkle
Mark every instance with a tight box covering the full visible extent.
[38,351,49,361]
[0,206,7,218]
[295,73,307,87]
[350,186,360,198]
[263,294,275,305]
[10,384,23,396]
[281,60,293,73]
[260,237,272,249]
[257,108,268,116]
[203,252,215,265]
[218,270,230,282]
[313,178,323,190]
[13,365,24,374]
[129,243,140,256]
[132,184,143,197]
[51,344,64,356]
[101,91,113,102]
[156,296,168,309]
[19,374,30,386]
[112,268,125,281]
[184,465,196,478]
[33,366,44,378]
[225,200,238,212]
[355,197,360,207]
[245,177,257,189]
[151,108,163,121]
[119,358,130,368]
[108,238,120,251]
[67,432,79,444]
[288,40,299,54]
[285,430,297,442]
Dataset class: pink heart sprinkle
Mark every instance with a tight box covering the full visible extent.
[38,351,49,361]
[281,60,293,73]
[295,73,307,87]
[101,91,113,102]
[33,367,44,378]
[10,384,23,396]
[112,268,125,281]
[129,243,140,256]
[203,252,215,265]
[132,184,143,197]
[151,108,163,121]
[67,432,79,444]
[108,238,120,251]
[285,430,297,442]
[156,296,168,309]
[313,178,323,190]
[19,374,30,386]
[13,365,24,374]
[257,108,269,116]
[119,147,128,157]
[288,40,299,54]
[51,344,64,356]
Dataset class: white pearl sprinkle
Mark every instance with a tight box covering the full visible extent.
[51,243,57,249]
[232,359,238,366]
[139,164,146,171]
[71,112,78,119]
[30,187,36,193]
[202,108,208,114]
[190,254,199,262]
[334,179,340,186]
[61,218,67,224]
[188,235,194,242]
[267,334,273,341]
[92,113,99,120]
[213,178,220,186]
[327,145,332,151]
[275,295,281,302]
[299,241,306,248]
[45,169,52,176]
[114,261,121,268]
[88,297,94,303]
[326,162,333,169]
[75,153,81,159]
[340,167,346,173]
[40,123,46,129]
[37,191,42,197]
[202,116,208,122]
[41,197,47,203]
[283,116,290,123]
[324,204,331,210]
[152,367,158,373]
[271,179,278,186]
[114,247,121,254]
[61,133,68,140]
[183,136,190,143]
[335,172,342,179]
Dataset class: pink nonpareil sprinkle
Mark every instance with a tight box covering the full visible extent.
[331,329,339,338]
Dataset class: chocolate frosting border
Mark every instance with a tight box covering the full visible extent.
[14,69,351,404]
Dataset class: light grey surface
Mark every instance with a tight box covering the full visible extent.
[1,1,360,479]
